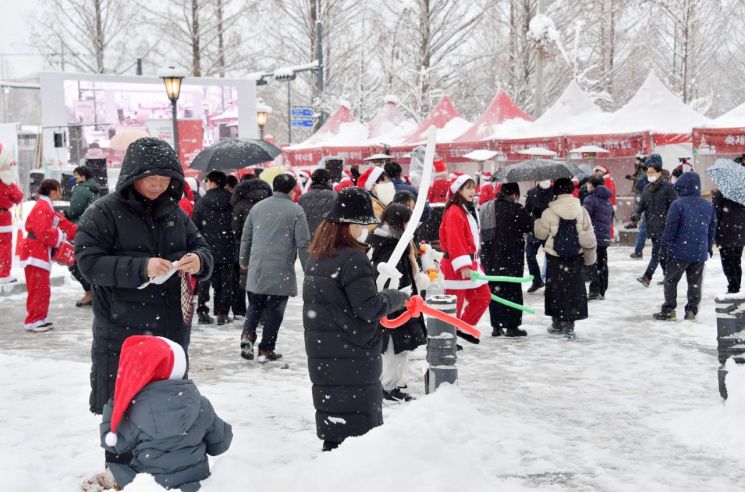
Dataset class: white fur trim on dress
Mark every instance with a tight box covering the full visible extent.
[0,225,13,233]
[449,174,472,194]
[158,337,187,380]
[364,166,385,191]
[442,278,489,290]
[450,254,472,271]
[21,257,51,271]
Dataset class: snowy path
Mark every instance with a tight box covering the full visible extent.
[1,246,744,491]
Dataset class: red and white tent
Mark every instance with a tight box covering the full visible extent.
[366,95,416,144]
[401,96,471,145]
[454,90,533,142]
[692,100,745,192]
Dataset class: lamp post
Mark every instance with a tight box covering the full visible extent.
[256,100,272,140]
[159,67,185,158]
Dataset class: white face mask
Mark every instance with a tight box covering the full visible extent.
[375,181,396,205]
[357,227,369,243]
[647,175,659,183]
[538,180,551,189]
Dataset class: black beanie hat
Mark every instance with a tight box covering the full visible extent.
[553,177,575,195]
[324,187,381,225]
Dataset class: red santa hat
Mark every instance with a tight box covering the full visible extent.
[449,174,473,194]
[434,159,447,174]
[104,336,187,447]
[592,165,608,175]
[357,166,385,191]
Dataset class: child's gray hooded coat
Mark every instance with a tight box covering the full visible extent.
[100,379,232,491]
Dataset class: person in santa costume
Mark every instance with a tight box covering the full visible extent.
[357,165,396,232]
[427,159,450,204]
[333,169,355,193]
[19,179,76,332]
[438,174,490,343]
[0,143,23,283]
[100,335,232,491]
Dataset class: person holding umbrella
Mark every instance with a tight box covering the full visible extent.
[708,158,745,294]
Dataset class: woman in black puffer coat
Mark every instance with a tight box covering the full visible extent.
[230,177,272,315]
[303,188,408,452]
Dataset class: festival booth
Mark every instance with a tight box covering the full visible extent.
[283,102,378,167]
[692,100,745,193]
[366,95,417,145]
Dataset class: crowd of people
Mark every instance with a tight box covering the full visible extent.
[1,137,743,490]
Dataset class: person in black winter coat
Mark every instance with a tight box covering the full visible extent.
[368,204,427,402]
[633,156,678,286]
[298,168,336,239]
[583,177,614,299]
[75,137,214,419]
[713,189,745,294]
[230,177,272,317]
[303,187,409,452]
[480,183,533,336]
[192,171,235,325]
[524,181,554,292]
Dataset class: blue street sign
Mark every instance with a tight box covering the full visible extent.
[291,119,315,128]
[291,106,313,117]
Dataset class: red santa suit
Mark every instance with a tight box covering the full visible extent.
[20,195,76,329]
[478,183,496,205]
[0,180,23,279]
[438,175,490,331]
[179,185,195,218]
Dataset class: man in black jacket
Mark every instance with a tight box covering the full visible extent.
[193,171,235,325]
[633,155,678,287]
[75,137,213,418]
[297,168,336,238]
[524,180,554,292]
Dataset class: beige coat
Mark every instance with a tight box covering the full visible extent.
[534,194,597,266]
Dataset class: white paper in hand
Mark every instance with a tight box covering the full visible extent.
[138,261,179,289]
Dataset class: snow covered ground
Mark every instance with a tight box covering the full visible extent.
[1,246,744,491]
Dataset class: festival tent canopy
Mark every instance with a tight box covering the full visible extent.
[402,96,471,144]
[707,101,745,128]
[366,95,417,145]
[288,101,368,149]
[454,91,533,142]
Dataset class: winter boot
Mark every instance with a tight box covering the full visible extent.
[257,349,283,362]
[322,440,340,452]
[629,251,643,259]
[588,292,604,301]
[240,331,257,360]
[636,276,651,287]
[653,310,676,321]
[198,312,214,324]
[76,291,93,307]
[216,315,232,325]
[504,327,528,337]
[547,318,563,335]
[491,327,503,337]
[527,281,545,294]
[684,311,696,321]
[390,387,415,401]
[561,322,575,340]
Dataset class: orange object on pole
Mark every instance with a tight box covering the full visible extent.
[380,295,481,339]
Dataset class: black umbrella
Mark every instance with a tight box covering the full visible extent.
[190,138,281,171]
[494,159,583,182]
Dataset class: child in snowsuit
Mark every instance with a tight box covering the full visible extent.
[368,203,428,402]
[101,335,232,491]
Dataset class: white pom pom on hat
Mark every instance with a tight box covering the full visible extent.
[105,432,118,447]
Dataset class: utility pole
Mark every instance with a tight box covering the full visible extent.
[316,20,325,127]
[534,0,545,117]
[287,80,292,144]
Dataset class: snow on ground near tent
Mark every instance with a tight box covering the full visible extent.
[1,247,745,491]
[602,72,711,134]
[704,100,745,128]
[434,117,472,142]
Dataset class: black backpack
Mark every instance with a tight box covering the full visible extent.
[554,218,580,257]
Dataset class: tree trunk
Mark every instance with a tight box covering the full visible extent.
[216,0,225,77]
[608,0,615,98]
[94,0,104,72]
[192,0,201,76]
[419,0,431,115]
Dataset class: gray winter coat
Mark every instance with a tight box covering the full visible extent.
[101,379,232,492]
[297,183,336,238]
[239,193,310,296]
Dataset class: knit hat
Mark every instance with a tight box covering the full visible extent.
[553,177,575,195]
[104,336,187,447]
[324,187,380,225]
[358,166,385,191]
[449,174,473,194]
[644,154,663,171]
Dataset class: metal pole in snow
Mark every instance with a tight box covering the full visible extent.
[424,295,459,394]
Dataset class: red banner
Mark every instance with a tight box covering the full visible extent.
[177,120,204,170]
[564,132,650,157]
[284,145,383,167]
[692,127,745,155]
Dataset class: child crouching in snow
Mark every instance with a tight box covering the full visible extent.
[99,335,232,491]
[368,203,428,402]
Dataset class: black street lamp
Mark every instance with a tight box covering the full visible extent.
[159,67,185,157]
[256,100,272,140]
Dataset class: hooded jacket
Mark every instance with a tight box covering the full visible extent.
[534,194,597,265]
[661,172,716,263]
[634,177,678,239]
[231,178,272,247]
[297,182,336,237]
[75,138,214,414]
[65,177,101,223]
[583,185,614,248]
[192,187,235,264]
[101,379,232,492]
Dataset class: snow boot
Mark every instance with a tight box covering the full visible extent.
[504,327,528,337]
[561,322,575,340]
[76,291,93,307]
[257,349,283,363]
[491,327,503,337]
[653,310,676,321]
[684,311,696,321]
[198,312,214,324]
[527,281,545,294]
[588,292,604,301]
[636,276,651,287]
[240,331,256,360]
[547,319,563,335]
[216,315,232,325]
[629,251,643,259]
[322,440,340,452]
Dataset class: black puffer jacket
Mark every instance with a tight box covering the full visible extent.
[634,179,678,239]
[297,183,336,237]
[480,196,533,276]
[231,179,272,289]
[525,185,554,243]
[75,138,214,414]
[368,227,426,354]
[713,191,745,247]
[303,247,408,444]
[192,187,235,264]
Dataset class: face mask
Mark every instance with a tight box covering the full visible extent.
[647,175,659,183]
[538,180,551,189]
[375,182,396,205]
[357,227,369,243]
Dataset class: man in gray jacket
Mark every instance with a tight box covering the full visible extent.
[239,173,310,361]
